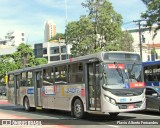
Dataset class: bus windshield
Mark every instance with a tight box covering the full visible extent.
[103,63,142,89]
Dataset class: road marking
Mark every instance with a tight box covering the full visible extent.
[122,113,160,118]
[107,125,119,128]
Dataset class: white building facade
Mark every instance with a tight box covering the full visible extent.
[5,30,25,46]
[128,26,160,62]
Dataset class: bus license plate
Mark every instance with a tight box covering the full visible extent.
[127,104,134,109]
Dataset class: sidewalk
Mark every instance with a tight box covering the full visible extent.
[0,99,72,128]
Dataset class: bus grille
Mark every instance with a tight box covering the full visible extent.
[117,101,142,109]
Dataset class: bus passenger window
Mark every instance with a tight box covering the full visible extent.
[43,67,54,85]
[21,72,27,86]
[55,66,67,84]
[68,63,83,83]
[27,71,33,86]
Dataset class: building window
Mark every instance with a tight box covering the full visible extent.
[50,56,60,61]
[22,38,24,41]
[50,47,59,54]
[62,55,67,60]
[22,33,24,36]
[61,46,66,53]
[43,48,47,54]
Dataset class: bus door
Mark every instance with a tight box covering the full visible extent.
[34,70,42,107]
[14,74,21,105]
[87,63,101,111]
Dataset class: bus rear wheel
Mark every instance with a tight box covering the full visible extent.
[73,99,84,118]
[109,112,119,117]
[24,97,36,111]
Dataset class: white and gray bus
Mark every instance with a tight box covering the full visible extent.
[7,51,146,118]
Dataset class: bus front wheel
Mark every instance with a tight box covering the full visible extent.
[109,112,119,117]
[73,99,84,118]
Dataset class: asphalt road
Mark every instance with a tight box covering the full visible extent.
[0,99,160,128]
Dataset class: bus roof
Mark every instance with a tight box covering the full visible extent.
[8,51,140,74]
[142,60,160,67]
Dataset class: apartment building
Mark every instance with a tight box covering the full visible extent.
[44,20,56,42]
[34,40,72,63]
[5,30,25,46]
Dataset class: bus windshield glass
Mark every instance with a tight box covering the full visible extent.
[103,63,142,89]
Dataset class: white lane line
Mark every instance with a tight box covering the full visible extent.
[107,125,119,128]
[122,113,160,118]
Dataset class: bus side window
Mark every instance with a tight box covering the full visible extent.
[55,65,67,84]
[27,71,33,86]
[68,63,83,83]
[43,67,54,85]
[21,72,27,86]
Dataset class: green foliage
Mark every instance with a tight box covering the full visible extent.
[0,43,48,80]
[49,33,65,42]
[34,58,48,65]
[66,0,123,57]
[12,43,35,68]
[115,31,134,52]
[0,56,18,80]
[141,0,160,37]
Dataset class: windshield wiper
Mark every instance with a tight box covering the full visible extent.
[114,62,124,84]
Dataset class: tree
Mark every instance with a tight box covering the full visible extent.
[141,0,160,37]
[0,43,48,82]
[49,33,65,42]
[66,0,123,57]
[66,16,95,57]
[12,43,35,68]
[0,55,18,81]
[116,31,134,52]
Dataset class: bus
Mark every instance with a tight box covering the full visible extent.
[143,60,160,86]
[7,51,146,118]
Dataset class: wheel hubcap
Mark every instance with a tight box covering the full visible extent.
[75,104,81,113]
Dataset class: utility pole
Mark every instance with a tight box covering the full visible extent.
[65,0,68,59]
[133,19,148,61]
[133,20,142,61]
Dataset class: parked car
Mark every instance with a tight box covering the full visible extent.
[145,86,160,112]
[0,86,6,96]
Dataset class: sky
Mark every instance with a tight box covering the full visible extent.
[0,0,147,45]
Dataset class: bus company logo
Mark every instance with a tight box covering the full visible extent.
[65,88,80,94]
[27,88,34,94]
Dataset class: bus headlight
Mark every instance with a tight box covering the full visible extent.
[104,95,116,105]
[110,99,116,105]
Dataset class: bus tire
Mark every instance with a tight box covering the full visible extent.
[73,99,84,118]
[109,112,119,117]
[24,97,36,111]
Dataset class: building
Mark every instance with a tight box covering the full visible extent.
[44,20,56,42]
[34,40,72,63]
[128,26,160,61]
[5,30,25,46]
[0,45,17,57]
[0,39,8,45]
